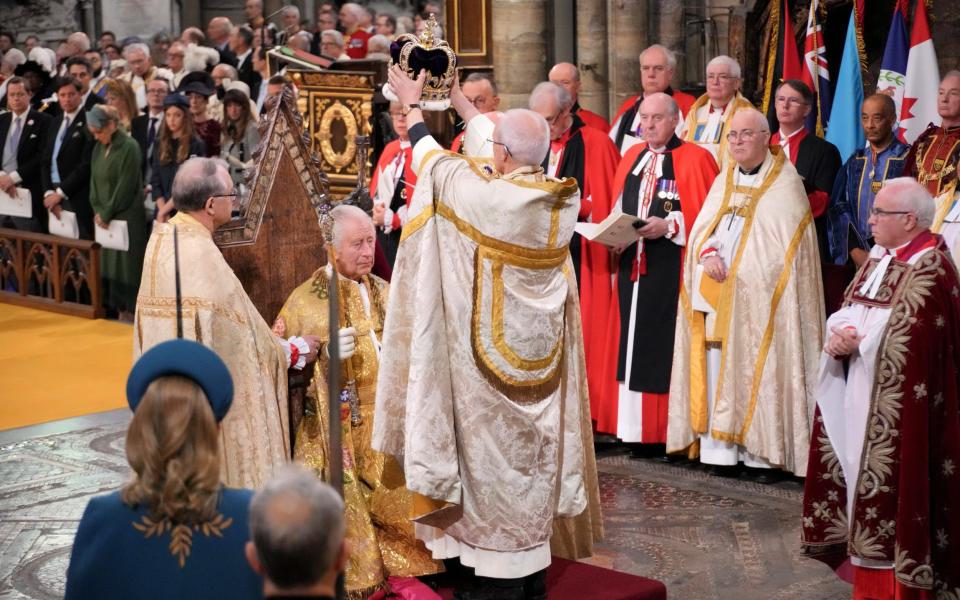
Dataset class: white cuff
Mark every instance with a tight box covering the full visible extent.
[57,187,69,200]
[382,207,395,233]
[10,171,22,185]
[281,336,310,370]
[665,211,686,247]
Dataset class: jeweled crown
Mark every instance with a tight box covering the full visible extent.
[390,14,457,110]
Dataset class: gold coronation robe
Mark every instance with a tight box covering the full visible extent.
[668,150,825,475]
[133,212,290,488]
[373,115,601,575]
[274,269,441,597]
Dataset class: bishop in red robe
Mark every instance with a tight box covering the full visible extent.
[801,178,960,600]
[903,73,960,200]
[529,81,621,429]
[594,93,718,442]
[372,103,417,267]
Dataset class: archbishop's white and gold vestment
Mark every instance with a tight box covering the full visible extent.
[133,212,290,489]
[372,115,601,578]
[668,149,824,475]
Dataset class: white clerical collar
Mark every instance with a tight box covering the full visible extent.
[399,139,411,149]
[648,144,666,153]
[778,126,803,141]
[885,240,911,258]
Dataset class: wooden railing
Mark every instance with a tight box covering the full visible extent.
[0,228,103,319]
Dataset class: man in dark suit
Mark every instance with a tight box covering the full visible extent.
[207,17,238,67]
[231,26,262,101]
[130,77,169,179]
[43,56,106,121]
[769,80,842,261]
[41,77,95,240]
[0,76,53,232]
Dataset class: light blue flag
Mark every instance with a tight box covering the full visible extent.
[825,10,865,162]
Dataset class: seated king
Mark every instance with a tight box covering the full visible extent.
[273,204,442,598]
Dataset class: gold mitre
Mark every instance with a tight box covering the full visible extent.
[389,14,457,110]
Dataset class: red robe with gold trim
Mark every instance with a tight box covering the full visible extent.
[801,232,960,596]
[592,139,717,437]
[903,123,960,198]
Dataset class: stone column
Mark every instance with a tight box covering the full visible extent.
[657,0,686,88]
[607,0,647,116]
[492,0,548,110]
[576,0,609,119]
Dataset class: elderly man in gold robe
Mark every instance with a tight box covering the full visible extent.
[372,66,601,597]
[668,108,824,482]
[273,204,441,598]
[134,157,320,489]
[681,55,754,168]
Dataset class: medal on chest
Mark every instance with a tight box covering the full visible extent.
[657,179,678,213]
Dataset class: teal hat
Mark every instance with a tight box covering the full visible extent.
[85,104,113,129]
[126,339,234,422]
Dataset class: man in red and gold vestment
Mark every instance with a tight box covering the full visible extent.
[801,177,960,600]
[903,71,960,202]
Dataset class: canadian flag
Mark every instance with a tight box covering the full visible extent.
[899,0,941,144]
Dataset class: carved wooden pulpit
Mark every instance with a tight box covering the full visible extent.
[213,85,330,326]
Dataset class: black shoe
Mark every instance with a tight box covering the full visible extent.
[628,443,666,459]
[454,575,526,600]
[705,463,742,478]
[744,467,785,484]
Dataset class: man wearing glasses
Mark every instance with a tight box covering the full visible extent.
[670,108,823,484]
[449,72,500,154]
[373,66,599,598]
[803,177,960,599]
[681,55,755,167]
[134,157,321,489]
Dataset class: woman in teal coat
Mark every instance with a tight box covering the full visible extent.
[87,104,147,319]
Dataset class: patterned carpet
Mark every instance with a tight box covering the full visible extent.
[0,413,849,599]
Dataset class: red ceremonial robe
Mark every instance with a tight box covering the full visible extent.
[801,232,960,596]
[370,138,416,271]
[573,102,609,132]
[592,139,718,437]
[450,131,465,154]
[548,115,621,427]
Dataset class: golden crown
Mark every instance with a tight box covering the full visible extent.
[390,14,457,110]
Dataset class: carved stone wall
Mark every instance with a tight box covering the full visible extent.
[0,0,83,47]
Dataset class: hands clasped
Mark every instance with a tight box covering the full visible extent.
[824,326,863,359]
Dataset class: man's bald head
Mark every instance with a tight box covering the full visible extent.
[172,157,231,213]
[548,62,581,104]
[494,108,550,169]
[862,94,897,149]
[727,108,770,170]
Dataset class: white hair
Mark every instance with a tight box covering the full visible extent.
[67,32,91,52]
[496,109,550,168]
[882,177,936,229]
[641,92,679,118]
[331,204,373,250]
[283,5,300,18]
[367,34,391,55]
[528,81,572,112]
[342,3,365,19]
[733,108,770,133]
[2,48,26,68]
[640,44,677,70]
[321,30,344,50]
[707,55,741,79]
[123,42,151,60]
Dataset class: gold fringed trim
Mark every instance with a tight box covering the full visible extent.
[854,2,868,82]
[346,583,383,600]
[761,0,781,115]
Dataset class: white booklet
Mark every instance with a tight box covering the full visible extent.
[95,219,129,251]
[48,210,79,239]
[574,211,645,248]
[0,187,32,218]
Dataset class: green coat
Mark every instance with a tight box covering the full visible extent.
[89,129,147,312]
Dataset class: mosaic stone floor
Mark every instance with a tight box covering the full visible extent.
[0,412,850,599]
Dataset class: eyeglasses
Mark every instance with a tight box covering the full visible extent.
[869,207,913,217]
[542,110,568,126]
[707,73,736,83]
[486,138,512,158]
[465,96,490,108]
[211,191,239,206]
[725,129,767,142]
